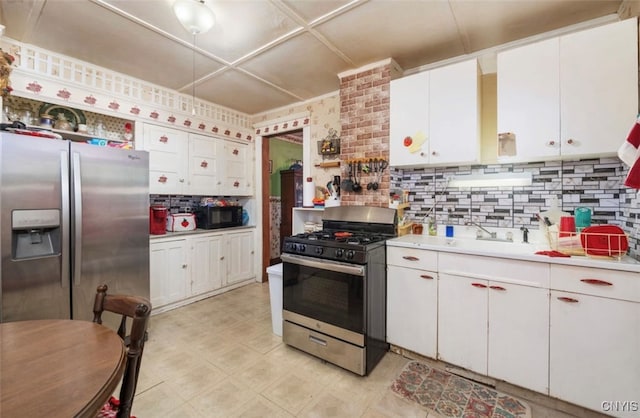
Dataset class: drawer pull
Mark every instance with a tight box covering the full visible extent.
[580,278,612,286]
[157,175,167,183]
[159,135,169,143]
[420,274,434,280]
[471,283,487,288]
[557,296,579,303]
[402,256,419,261]
[489,285,506,291]
[309,335,327,346]
[200,160,208,168]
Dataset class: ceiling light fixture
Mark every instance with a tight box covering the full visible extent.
[173,0,215,35]
[172,0,215,115]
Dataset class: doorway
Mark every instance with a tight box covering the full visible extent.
[260,130,303,281]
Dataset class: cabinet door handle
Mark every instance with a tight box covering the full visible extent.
[557,296,579,303]
[233,181,240,187]
[402,256,419,261]
[159,135,169,143]
[431,151,437,156]
[181,264,187,268]
[489,285,506,291]
[233,148,239,155]
[547,140,556,147]
[200,160,208,168]
[471,283,487,288]
[158,175,167,183]
[566,138,575,145]
[420,274,434,280]
[580,278,612,286]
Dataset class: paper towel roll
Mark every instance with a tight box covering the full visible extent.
[303,177,315,207]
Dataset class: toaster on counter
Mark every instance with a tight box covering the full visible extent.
[166,213,197,232]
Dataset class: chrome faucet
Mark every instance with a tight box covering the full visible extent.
[465,221,497,239]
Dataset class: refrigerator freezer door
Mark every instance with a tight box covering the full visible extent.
[69,143,149,321]
[0,133,71,322]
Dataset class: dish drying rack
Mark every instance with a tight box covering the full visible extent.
[546,229,629,260]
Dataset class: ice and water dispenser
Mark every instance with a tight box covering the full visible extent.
[11,209,61,260]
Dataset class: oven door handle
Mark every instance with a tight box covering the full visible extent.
[281,253,366,277]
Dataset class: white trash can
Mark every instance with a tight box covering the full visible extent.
[266,263,283,336]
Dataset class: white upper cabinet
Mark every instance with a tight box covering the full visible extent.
[189,133,221,195]
[143,124,189,194]
[389,71,430,167]
[390,59,480,167]
[142,123,254,196]
[497,38,560,161]
[498,18,638,162]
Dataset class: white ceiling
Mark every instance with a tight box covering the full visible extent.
[0,0,634,116]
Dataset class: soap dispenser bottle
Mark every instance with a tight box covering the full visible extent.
[445,209,454,237]
[427,215,437,236]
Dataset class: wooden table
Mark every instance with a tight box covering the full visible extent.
[1,319,126,418]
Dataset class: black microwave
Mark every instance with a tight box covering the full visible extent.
[194,206,243,229]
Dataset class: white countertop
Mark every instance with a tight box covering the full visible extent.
[149,225,255,240]
[387,233,640,273]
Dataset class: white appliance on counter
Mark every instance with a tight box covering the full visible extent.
[0,132,150,322]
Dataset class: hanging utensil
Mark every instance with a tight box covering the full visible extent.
[341,161,354,192]
[374,159,387,190]
[367,158,377,190]
[352,161,363,192]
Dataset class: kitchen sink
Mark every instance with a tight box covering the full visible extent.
[391,234,549,256]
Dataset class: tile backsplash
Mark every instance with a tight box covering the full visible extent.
[391,157,640,258]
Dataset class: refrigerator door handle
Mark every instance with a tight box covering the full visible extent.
[60,150,70,288]
[72,152,82,286]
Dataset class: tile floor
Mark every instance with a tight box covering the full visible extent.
[131,282,606,418]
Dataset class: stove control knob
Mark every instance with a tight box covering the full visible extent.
[315,247,323,255]
[335,249,343,258]
[298,244,306,252]
[346,250,355,260]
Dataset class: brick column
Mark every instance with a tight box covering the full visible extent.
[339,61,394,207]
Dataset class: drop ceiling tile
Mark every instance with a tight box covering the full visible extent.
[450,0,622,52]
[19,1,223,90]
[196,69,302,115]
[312,0,466,71]
[280,0,353,22]
[238,32,349,99]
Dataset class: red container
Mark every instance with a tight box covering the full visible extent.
[558,216,576,237]
[149,206,168,235]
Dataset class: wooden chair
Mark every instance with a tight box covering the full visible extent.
[93,284,151,418]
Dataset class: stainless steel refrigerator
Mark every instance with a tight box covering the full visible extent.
[0,131,149,322]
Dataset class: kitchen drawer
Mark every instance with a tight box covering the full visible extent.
[439,253,549,288]
[550,264,640,302]
[387,246,437,271]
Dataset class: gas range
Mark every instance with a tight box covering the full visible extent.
[283,230,389,264]
[281,205,397,376]
[282,206,397,264]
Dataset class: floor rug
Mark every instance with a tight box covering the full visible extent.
[390,361,531,418]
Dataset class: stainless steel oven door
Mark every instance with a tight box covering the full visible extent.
[281,253,366,335]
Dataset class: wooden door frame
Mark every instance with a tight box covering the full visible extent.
[258,123,309,282]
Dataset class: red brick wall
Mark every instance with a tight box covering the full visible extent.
[339,63,392,207]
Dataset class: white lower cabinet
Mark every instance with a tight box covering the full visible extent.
[150,229,255,311]
[150,238,189,308]
[550,291,640,417]
[387,265,438,358]
[437,273,487,373]
[191,234,224,295]
[488,282,549,394]
[387,243,640,415]
[227,230,255,285]
[549,265,640,417]
[439,273,549,393]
